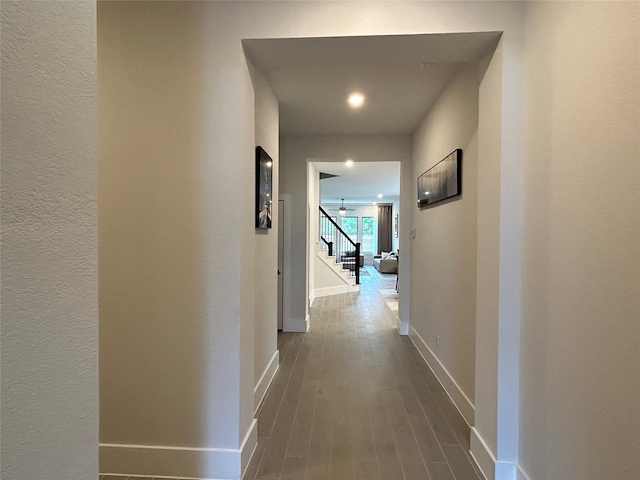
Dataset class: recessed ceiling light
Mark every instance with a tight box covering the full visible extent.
[377,193,383,199]
[424,191,429,195]
[266,161,272,167]
[348,93,364,108]
[345,159,354,167]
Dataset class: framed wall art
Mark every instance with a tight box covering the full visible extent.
[255,146,273,229]
[417,148,462,208]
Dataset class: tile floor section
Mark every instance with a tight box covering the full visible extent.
[244,267,483,480]
[100,267,482,480]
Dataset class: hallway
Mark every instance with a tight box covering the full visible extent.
[244,268,482,480]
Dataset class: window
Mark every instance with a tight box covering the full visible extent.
[341,216,358,240]
[362,217,374,253]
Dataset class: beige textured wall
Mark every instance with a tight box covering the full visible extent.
[98,4,250,477]
[519,2,640,479]
[314,255,347,290]
[1,1,98,478]
[252,65,280,407]
[411,62,480,414]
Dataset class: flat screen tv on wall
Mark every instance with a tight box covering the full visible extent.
[417,149,462,207]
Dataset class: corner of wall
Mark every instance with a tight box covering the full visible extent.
[397,318,409,335]
[283,316,309,333]
[252,56,280,421]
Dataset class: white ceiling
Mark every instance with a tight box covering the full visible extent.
[243,32,500,202]
[243,32,501,136]
[315,161,400,205]
[269,63,460,135]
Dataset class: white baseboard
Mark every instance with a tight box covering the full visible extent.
[397,318,409,335]
[309,289,315,306]
[254,350,279,414]
[240,420,258,479]
[408,325,475,425]
[313,284,350,298]
[283,316,308,332]
[100,419,257,480]
[470,427,495,480]
[470,427,518,480]
[97,476,225,480]
[98,477,201,480]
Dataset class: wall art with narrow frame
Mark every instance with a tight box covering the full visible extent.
[255,146,273,229]
[417,149,462,208]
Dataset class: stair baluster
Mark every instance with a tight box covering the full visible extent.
[319,206,360,285]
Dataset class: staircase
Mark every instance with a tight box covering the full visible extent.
[316,244,360,291]
[319,206,361,285]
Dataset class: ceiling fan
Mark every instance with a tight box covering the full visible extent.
[325,198,357,215]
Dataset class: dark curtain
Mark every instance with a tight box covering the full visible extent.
[377,205,393,254]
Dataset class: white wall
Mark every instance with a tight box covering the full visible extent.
[99,3,254,477]
[314,256,344,289]
[474,43,504,467]
[0,1,98,478]
[473,36,527,480]
[251,64,280,410]
[281,135,412,330]
[519,2,640,479]
[307,162,320,315]
[313,254,354,295]
[410,62,480,422]
[239,59,256,458]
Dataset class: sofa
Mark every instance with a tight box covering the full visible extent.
[373,252,397,273]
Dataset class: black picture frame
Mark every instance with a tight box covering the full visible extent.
[417,149,462,207]
[255,146,273,229]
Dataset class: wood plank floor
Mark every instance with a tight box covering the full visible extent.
[244,267,482,480]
